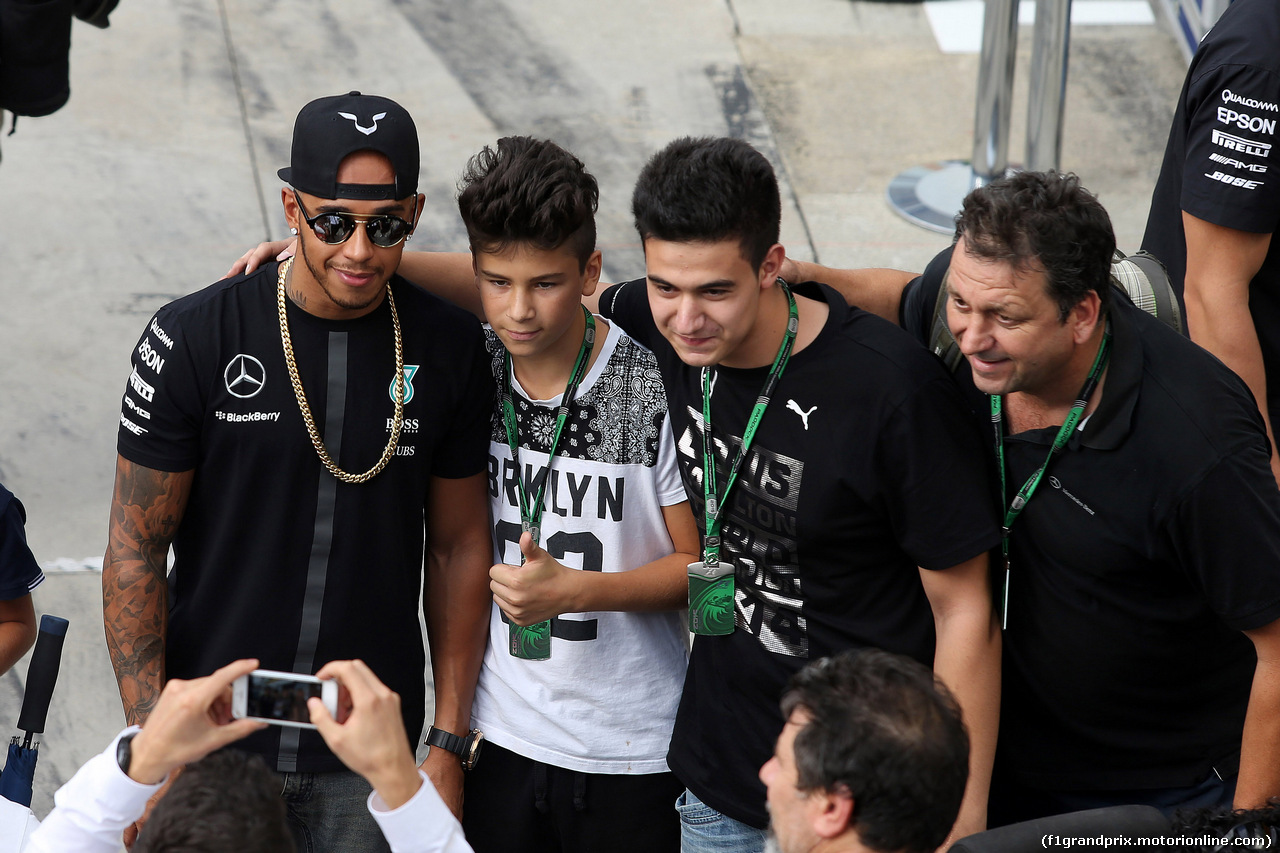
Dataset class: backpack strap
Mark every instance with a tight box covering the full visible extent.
[1109,250,1183,335]
[928,271,965,373]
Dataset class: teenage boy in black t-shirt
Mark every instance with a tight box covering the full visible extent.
[595,138,1000,853]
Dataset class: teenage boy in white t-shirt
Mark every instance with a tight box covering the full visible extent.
[448,136,697,852]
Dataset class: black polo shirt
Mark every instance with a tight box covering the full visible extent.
[904,248,1280,789]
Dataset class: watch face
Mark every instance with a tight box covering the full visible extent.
[463,730,484,771]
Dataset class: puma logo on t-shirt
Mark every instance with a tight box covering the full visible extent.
[786,400,816,430]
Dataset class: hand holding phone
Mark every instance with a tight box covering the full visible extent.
[308,660,423,810]
[232,669,339,729]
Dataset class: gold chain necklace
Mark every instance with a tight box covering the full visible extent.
[277,257,405,483]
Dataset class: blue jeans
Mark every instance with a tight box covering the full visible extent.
[676,788,768,853]
[278,769,391,853]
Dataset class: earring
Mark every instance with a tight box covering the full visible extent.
[290,227,298,235]
[405,234,412,243]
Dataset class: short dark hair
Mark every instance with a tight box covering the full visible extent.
[780,649,969,853]
[135,749,295,853]
[456,136,599,270]
[955,171,1114,321]
[631,136,781,272]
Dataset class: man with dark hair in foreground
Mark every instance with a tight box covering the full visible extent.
[760,649,969,853]
[27,658,472,853]
[786,170,1280,824]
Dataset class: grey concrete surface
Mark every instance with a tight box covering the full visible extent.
[0,0,1186,822]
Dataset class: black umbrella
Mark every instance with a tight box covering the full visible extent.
[0,614,69,808]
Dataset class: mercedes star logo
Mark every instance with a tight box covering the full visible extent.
[224,354,266,398]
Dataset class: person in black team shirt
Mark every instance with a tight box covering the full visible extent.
[598,137,1002,853]
[103,92,494,852]
[1142,0,1280,486]
[789,171,1280,823]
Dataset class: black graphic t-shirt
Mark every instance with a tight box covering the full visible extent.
[601,279,1001,827]
[1143,0,1280,414]
[116,262,493,773]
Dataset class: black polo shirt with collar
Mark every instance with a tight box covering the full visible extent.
[904,246,1280,790]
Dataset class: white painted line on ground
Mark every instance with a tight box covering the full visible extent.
[42,557,103,573]
[925,0,1156,54]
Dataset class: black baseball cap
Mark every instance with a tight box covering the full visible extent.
[278,91,419,201]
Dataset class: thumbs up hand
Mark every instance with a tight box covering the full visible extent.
[490,530,579,626]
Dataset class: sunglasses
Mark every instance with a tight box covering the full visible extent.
[293,191,415,248]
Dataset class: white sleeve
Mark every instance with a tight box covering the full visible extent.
[367,770,473,853]
[654,413,688,507]
[25,727,164,853]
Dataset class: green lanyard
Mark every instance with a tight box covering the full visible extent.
[502,305,596,546]
[699,283,799,566]
[501,306,595,662]
[992,321,1111,629]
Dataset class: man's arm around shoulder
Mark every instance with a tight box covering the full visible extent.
[783,258,917,323]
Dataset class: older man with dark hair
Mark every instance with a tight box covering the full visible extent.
[759,649,969,853]
[786,170,1280,824]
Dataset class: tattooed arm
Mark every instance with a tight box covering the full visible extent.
[102,455,194,727]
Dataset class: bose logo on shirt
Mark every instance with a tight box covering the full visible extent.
[1204,170,1265,190]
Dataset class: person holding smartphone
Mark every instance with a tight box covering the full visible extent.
[28,658,473,853]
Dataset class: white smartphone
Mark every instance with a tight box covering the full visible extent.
[231,669,338,729]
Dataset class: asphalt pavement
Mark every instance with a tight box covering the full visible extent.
[0,0,1188,821]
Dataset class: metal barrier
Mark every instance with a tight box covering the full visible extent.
[886,0,1073,234]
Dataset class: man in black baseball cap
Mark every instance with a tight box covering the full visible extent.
[103,91,495,852]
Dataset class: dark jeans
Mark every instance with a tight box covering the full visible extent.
[462,740,683,853]
[277,768,391,853]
